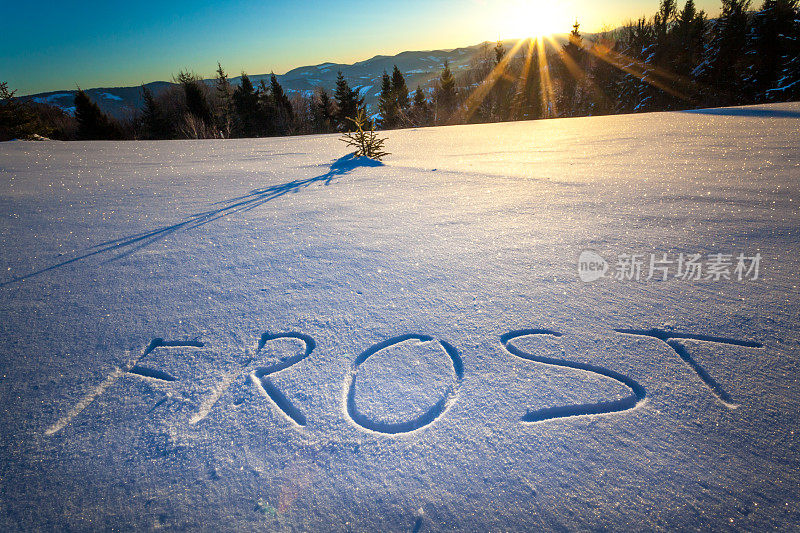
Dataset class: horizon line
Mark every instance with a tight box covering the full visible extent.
[17,33,581,97]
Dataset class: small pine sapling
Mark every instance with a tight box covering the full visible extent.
[340,110,389,161]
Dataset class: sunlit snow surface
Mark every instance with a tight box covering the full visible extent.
[0,104,798,531]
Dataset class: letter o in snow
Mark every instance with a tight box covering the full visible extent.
[344,334,464,434]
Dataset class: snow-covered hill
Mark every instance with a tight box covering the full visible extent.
[0,104,798,531]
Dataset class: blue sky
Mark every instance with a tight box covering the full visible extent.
[1,0,724,95]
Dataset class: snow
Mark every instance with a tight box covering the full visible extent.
[100,92,123,101]
[32,93,72,103]
[0,103,799,531]
[357,85,373,97]
[767,79,800,98]
[30,93,77,115]
[286,89,314,98]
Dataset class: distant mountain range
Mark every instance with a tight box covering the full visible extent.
[19,37,568,119]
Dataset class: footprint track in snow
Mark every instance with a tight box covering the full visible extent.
[500,330,646,423]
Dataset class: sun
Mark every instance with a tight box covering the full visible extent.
[505,0,571,38]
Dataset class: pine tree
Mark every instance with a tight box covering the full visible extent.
[0,82,19,140]
[411,85,431,126]
[412,86,427,108]
[674,0,706,77]
[494,41,506,65]
[769,5,800,99]
[0,82,41,140]
[654,0,678,65]
[312,88,335,133]
[340,110,389,161]
[391,65,409,111]
[269,73,294,135]
[589,35,626,115]
[232,73,260,137]
[140,85,169,139]
[434,61,457,124]
[489,41,514,121]
[652,0,687,108]
[514,40,544,120]
[256,79,276,136]
[334,72,363,131]
[701,0,751,105]
[74,90,121,140]
[619,17,657,113]
[560,21,586,116]
[176,70,212,132]
[377,71,398,128]
[214,63,233,137]
[678,0,697,30]
[749,0,799,100]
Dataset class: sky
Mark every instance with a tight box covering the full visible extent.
[1,0,725,96]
